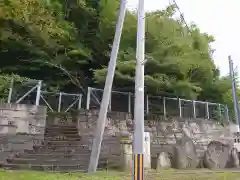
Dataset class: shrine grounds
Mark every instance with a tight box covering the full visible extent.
[1,169,240,180]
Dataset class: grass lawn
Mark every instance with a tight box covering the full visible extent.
[1,169,240,180]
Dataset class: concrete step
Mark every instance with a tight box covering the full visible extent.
[44,137,81,141]
[49,144,89,148]
[45,128,78,132]
[7,158,90,165]
[15,153,91,160]
[46,125,77,128]
[44,134,79,139]
[44,136,81,141]
[44,131,79,136]
[24,150,91,155]
[39,142,89,149]
[44,132,79,136]
[32,144,89,149]
[2,163,89,172]
[35,151,90,155]
[3,162,106,172]
[44,140,83,146]
[17,153,91,159]
[24,148,91,154]
[15,154,115,163]
[45,127,78,132]
[44,133,79,137]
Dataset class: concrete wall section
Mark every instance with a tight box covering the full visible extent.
[0,103,46,135]
[0,103,47,164]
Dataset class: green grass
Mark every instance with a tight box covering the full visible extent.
[0,170,240,180]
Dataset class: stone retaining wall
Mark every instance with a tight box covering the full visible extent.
[76,110,235,168]
[0,103,47,163]
[146,116,233,157]
[42,110,235,170]
[77,111,129,169]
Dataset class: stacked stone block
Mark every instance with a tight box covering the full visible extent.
[0,103,46,165]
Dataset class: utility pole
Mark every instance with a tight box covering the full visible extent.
[133,0,145,180]
[229,55,240,132]
[88,0,127,173]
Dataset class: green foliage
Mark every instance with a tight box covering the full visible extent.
[0,0,237,120]
[93,6,219,99]
[0,73,29,101]
[0,0,91,92]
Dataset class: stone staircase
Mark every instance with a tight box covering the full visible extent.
[2,124,103,172]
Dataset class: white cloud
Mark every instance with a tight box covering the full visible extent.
[127,0,240,76]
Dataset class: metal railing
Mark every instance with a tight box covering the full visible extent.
[8,79,42,105]
[7,80,229,120]
[8,78,82,112]
[40,91,82,112]
[86,87,229,121]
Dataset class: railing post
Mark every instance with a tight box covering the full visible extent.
[146,95,149,114]
[163,97,166,118]
[86,87,91,110]
[206,102,209,119]
[35,80,42,106]
[108,92,112,111]
[179,98,182,117]
[225,105,229,122]
[128,92,131,113]
[218,103,222,120]
[193,100,196,118]
[7,78,14,103]
[58,92,62,112]
[78,94,83,110]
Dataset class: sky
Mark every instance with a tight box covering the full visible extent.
[127,0,240,76]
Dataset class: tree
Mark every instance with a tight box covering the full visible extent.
[94,5,218,100]
[0,0,91,92]
[0,1,237,118]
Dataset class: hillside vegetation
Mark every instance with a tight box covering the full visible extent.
[0,0,238,115]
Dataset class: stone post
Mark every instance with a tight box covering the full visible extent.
[120,137,132,171]
[144,132,151,169]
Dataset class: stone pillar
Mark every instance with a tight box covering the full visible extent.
[144,132,151,169]
[120,137,132,171]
